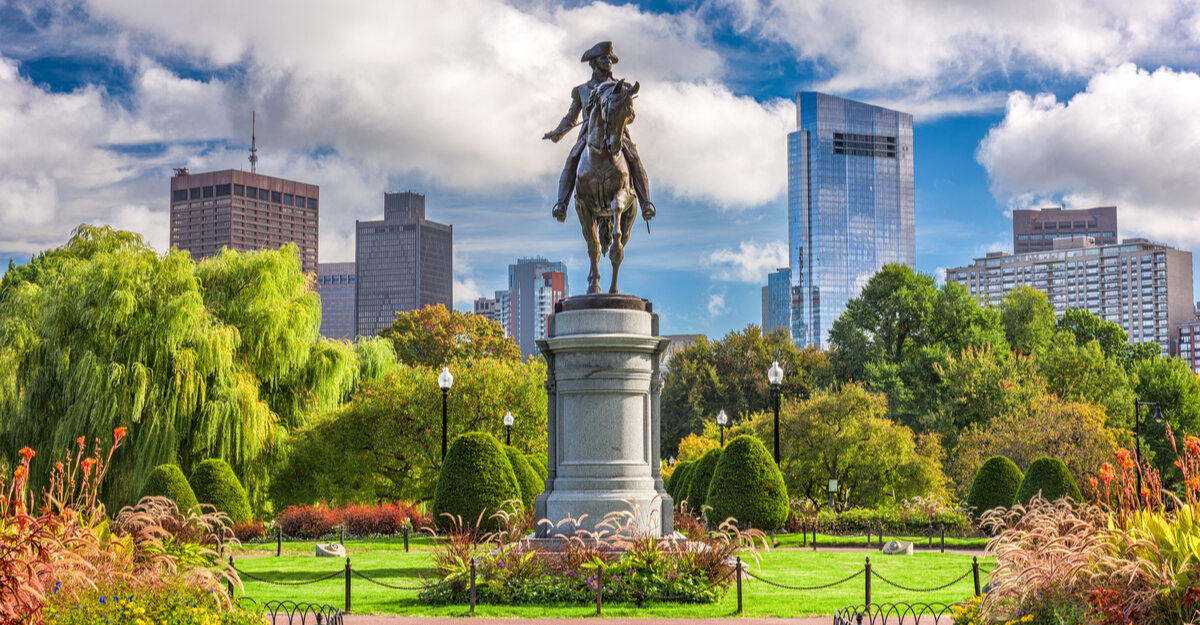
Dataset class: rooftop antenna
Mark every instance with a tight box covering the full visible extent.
[248,111,258,174]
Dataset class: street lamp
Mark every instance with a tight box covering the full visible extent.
[438,366,454,460]
[828,478,838,512]
[768,360,784,464]
[668,456,675,467]
[717,409,728,446]
[1134,400,1167,505]
[503,410,514,446]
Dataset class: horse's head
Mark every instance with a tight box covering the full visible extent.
[593,79,639,155]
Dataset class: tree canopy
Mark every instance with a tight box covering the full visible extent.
[379,304,520,367]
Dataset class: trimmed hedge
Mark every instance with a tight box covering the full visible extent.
[684,448,722,511]
[800,507,971,534]
[505,446,543,511]
[667,460,693,503]
[525,453,548,481]
[433,432,521,532]
[1016,456,1081,504]
[705,435,787,530]
[189,458,252,523]
[141,464,199,512]
[967,456,1024,516]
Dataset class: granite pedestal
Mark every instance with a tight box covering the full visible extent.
[533,294,674,537]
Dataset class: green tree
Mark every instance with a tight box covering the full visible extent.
[432,432,520,532]
[1055,308,1129,361]
[0,226,362,511]
[1131,355,1200,481]
[1016,456,1082,504]
[998,286,1056,355]
[684,448,722,511]
[933,343,1045,445]
[705,435,788,530]
[141,464,199,512]
[270,357,548,508]
[379,304,520,367]
[190,458,253,523]
[1038,330,1134,429]
[966,456,1023,517]
[504,446,543,511]
[829,264,937,381]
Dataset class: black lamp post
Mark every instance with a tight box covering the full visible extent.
[503,410,514,446]
[438,366,454,460]
[828,478,838,512]
[717,409,728,446]
[768,360,784,464]
[1134,399,1166,505]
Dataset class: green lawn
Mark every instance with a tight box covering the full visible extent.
[773,532,989,550]
[231,540,991,618]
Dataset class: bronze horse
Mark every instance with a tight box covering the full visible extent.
[573,79,641,294]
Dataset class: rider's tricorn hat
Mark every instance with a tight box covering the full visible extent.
[581,41,618,63]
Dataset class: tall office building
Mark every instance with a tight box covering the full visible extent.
[169,168,319,273]
[1013,206,1117,253]
[317,262,356,340]
[1177,318,1200,374]
[762,267,791,334]
[508,257,568,357]
[788,92,914,349]
[473,290,510,332]
[355,192,452,337]
[946,237,1193,355]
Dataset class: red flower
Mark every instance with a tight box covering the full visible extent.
[81,457,97,476]
[113,426,127,442]
[18,447,34,461]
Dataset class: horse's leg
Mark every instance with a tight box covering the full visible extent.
[578,206,601,294]
[608,196,636,294]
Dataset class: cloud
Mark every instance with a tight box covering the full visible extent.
[977,64,1200,250]
[453,277,484,306]
[707,292,726,317]
[704,240,787,283]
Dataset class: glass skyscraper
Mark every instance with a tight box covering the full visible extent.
[788,92,914,348]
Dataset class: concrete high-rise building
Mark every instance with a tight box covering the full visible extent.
[508,257,568,357]
[762,267,791,334]
[946,237,1193,355]
[1177,319,1200,374]
[473,290,510,333]
[169,168,319,273]
[788,92,914,348]
[1013,206,1117,254]
[317,262,356,341]
[355,191,452,338]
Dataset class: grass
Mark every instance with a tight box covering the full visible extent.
[773,531,989,550]
[230,538,992,618]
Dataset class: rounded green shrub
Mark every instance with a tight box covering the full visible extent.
[684,448,722,512]
[525,454,548,481]
[704,435,787,530]
[1016,456,1081,504]
[142,464,199,512]
[667,460,693,503]
[967,456,1023,516]
[189,458,252,523]
[433,432,520,532]
[504,446,543,511]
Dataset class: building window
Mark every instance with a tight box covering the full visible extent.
[271,191,282,203]
[234,184,245,196]
[203,186,214,198]
[215,184,231,196]
[258,189,270,201]
[307,198,318,210]
[189,188,201,200]
[172,190,188,202]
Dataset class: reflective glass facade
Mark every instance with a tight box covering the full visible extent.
[763,267,790,334]
[789,93,914,348]
[317,262,356,340]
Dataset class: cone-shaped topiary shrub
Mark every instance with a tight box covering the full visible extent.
[668,460,693,503]
[142,464,199,512]
[505,446,543,511]
[525,453,548,481]
[705,435,787,530]
[967,455,1023,516]
[685,448,722,511]
[1016,456,1081,504]
[433,432,521,532]
[189,458,252,523]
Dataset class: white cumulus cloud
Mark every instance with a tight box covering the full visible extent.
[707,293,727,317]
[704,240,787,283]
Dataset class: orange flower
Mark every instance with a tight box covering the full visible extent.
[1140,486,1151,501]
[113,426,127,442]
[1188,436,1200,457]
[1188,476,1200,491]
[1116,449,1134,471]
[1089,477,1099,490]
[19,447,34,461]
[1100,463,1115,483]
[81,457,97,476]
[55,462,63,472]
[76,436,85,446]
[13,465,26,481]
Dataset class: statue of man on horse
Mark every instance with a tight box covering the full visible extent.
[543,41,654,295]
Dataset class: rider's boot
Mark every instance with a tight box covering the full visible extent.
[629,161,655,220]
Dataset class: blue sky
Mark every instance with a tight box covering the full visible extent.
[2,0,1199,337]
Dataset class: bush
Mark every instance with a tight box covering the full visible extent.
[432,432,520,532]
[667,460,693,503]
[505,446,543,511]
[275,501,429,538]
[684,448,721,510]
[232,519,267,542]
[189,458,252,523]
[705,435,787,530]
[967,455,1023,516]
[1016,456,1081,504]
[525,453,548,481]
[141,464,199,512]
[277,502,340,539]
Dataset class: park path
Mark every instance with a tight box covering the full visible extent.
[342,617,833,624]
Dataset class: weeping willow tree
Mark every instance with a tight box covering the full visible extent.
[0,225,379,512]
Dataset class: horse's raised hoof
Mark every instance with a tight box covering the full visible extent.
[552,203,568,222]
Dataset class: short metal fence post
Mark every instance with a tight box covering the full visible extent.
[227,555,235,597]
[735,557,743,614]
[344,557,352,613]
[469,558,477,613]
[596,562,604,615]
[341,525,346,546]
[866,524,871,547]
[940,522,945,553]
[973,556,981,596]
[276,525,282,557]
[928,524,933,549]
[864,557,872,607]
[403,525,410,553]
[878,524,883,550]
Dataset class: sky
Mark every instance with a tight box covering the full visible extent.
[1,0,1200,337]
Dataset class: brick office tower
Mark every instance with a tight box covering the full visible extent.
[355,191,453,338]
[169,169,319,274]
[1012,206,1118,254]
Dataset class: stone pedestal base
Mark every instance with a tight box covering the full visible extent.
[534,295,674,537]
